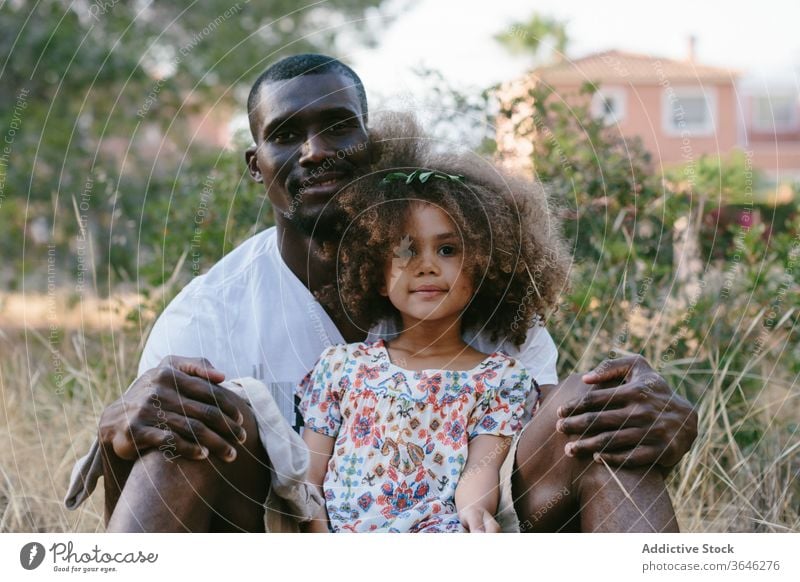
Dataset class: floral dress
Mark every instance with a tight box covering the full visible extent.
[296,339,535,533]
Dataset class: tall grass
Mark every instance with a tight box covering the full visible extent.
[556,264,799,532]
[667,360,799,531]
[0,319,143,532]
[1,278,797,532]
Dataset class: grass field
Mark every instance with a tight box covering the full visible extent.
[1,292,797,533]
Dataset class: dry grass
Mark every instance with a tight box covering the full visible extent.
[668,367,799,532]
[0,316,145,532]
[1,291,797,533]
[558,294,799,532]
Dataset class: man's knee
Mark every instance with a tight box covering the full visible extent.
[516,374,591,471]
[540,373,592,415]
[511,376,583,526]
[514,375,677,532]
[110,404,267,510]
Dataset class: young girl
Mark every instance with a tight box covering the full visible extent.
[297,116,569,533]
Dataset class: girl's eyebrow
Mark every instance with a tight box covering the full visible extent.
[407,231,459,241]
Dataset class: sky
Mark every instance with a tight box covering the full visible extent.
[348,0,800,102]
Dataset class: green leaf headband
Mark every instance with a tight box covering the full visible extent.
[380,169,464,186]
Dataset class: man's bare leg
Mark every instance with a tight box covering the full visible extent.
[105,407,269,532]
[513,375,678,532]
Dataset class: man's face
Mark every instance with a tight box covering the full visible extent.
[246,73,371,239]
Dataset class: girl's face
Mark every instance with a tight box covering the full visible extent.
[382,202,474,325]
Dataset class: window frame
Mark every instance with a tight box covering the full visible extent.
[662,86,717,137]
[591,86,628,125]
[752,94,798,132]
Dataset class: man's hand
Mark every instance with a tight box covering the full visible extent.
[98,356,247,463]
[555,355,698,468]
[458,506,501,533]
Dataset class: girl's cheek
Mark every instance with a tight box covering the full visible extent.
[455,270,473,292]
[383,260,400,295]
[384,270,404,295]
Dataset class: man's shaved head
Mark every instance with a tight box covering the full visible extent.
[247,53,368,140]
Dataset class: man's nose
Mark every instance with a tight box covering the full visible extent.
[298,133,334,166]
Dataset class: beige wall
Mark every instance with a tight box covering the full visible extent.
[549,81,740,169]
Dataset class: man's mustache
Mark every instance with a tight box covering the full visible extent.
[287,160,357,195]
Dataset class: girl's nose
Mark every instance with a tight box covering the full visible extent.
[414,251,440,276]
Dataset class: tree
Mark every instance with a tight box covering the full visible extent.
[0,0,389,291]
[494,13,568,64]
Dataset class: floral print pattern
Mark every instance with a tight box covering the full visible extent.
[297,339,535,533]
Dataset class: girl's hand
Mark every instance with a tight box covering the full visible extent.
[458,506,501,533]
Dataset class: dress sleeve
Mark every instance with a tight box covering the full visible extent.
[296,344,349,437]
[469,358,535,438]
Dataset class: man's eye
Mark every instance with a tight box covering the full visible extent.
[439,244,458,256]
[327,120,356,134]
[270,130,298,143]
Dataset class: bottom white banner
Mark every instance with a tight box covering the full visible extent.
[1,533,797,581]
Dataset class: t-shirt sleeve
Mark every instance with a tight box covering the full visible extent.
[138,278,223,376]
[296,344,348,437]
[515,325,558,386]
[469,359,533,438]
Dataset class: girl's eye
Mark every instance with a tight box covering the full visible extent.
[438,244,458,256]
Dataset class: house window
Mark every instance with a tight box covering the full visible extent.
[591,88,627,124]
[663,87,716,136]
[753,95,797,131]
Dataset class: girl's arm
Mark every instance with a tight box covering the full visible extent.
[301,429,335,533]
[455,434,512,533]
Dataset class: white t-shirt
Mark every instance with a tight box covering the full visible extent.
[140,227,559,423]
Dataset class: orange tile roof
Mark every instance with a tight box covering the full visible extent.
[531,50,739,85]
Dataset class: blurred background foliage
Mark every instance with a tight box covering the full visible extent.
[0,0,386,292]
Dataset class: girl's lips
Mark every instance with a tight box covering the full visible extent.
[412,286,447,298]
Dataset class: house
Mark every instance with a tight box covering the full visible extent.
[739,76,800,184]
[496,44,800,188]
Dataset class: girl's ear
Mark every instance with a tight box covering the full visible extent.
[379,283,388,296]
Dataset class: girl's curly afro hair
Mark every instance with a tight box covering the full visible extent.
[317,113,571,347]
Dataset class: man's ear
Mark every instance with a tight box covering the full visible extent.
[245,146,263,183]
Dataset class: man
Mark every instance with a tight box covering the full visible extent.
[66,54,695,532]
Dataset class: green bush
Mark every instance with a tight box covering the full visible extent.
[496,80,799,530]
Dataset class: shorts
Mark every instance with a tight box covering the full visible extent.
[495,423,528,533]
